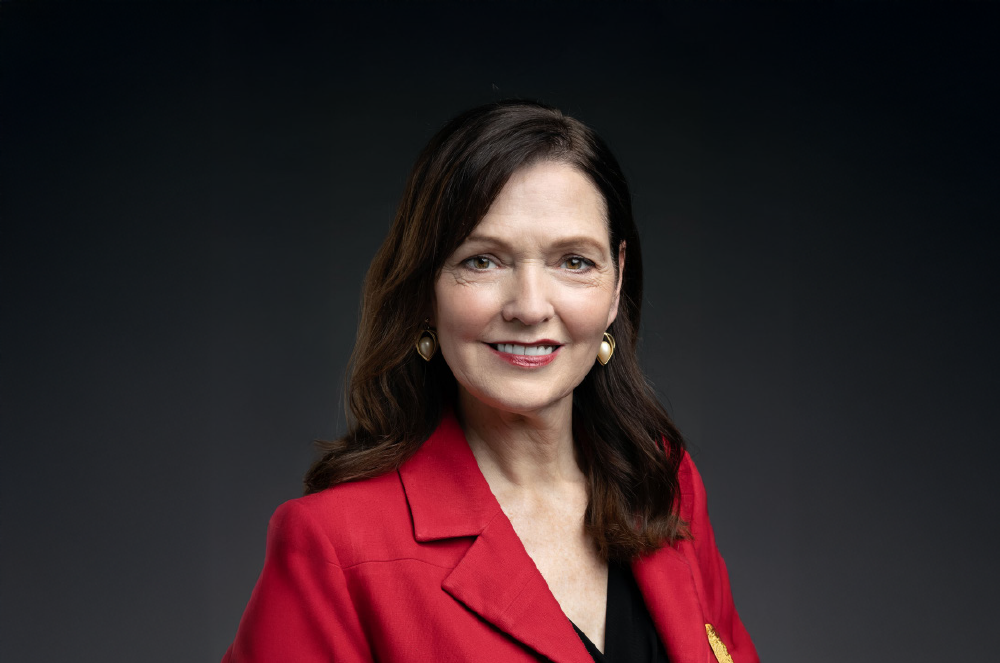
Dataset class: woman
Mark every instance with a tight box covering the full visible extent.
[223,101,758,663]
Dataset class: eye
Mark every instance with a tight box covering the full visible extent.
[463,255,498,270]
[562,256,593,271]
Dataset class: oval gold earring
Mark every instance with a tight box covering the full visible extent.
[415,328,438,361]
[597,332,615,365]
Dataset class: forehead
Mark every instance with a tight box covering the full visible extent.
[470,161,609,245]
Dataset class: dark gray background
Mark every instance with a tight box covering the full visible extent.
[3,2,998,661]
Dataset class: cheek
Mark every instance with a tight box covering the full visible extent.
[559,288,616,337]
[434,283,498,342]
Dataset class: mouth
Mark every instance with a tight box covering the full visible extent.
[488,342,560,356]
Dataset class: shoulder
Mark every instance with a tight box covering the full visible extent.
[675,451,713,549]
[675,450,702,513]
[672,453,760,662]
[266,470,415,567]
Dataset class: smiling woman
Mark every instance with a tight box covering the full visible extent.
[223,101,759,663]
[435,161,622,416]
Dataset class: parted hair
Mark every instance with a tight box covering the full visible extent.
[305,100,688,559]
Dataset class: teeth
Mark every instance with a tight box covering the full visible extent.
[496,344,554,356]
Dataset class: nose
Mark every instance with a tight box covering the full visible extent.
[501,263,554,326]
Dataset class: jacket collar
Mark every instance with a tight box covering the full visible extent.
[398,411,502,541]
[398,411,710,663]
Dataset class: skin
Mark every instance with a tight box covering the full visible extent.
[433,160,625,653]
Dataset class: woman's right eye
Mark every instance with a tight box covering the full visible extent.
[463,256,498,270]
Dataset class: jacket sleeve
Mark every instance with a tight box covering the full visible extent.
[681,453,760,663]
[222,499,374,663]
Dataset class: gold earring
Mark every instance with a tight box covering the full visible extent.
[597,332,615,365]
[415,328,438,361]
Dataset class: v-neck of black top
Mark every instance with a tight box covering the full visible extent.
[570,560,670,663]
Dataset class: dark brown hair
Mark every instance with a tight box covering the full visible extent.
[305,100,687,559]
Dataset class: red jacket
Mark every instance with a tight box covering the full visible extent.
[223,413,758,663]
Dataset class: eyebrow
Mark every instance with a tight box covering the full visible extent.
[461,233,610,257]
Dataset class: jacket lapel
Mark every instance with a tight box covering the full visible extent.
[632,546,712,663]
[443,511,591,663]
[399,413,591,663]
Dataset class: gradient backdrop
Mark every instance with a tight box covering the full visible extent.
[2,2,998,661]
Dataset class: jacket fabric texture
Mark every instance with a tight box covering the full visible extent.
[223,412,759,663]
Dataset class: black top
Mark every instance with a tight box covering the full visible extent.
[571,561,669,663]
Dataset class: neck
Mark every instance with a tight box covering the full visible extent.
[456,388,584,491]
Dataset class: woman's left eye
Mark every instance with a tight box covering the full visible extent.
[562,256,593,271]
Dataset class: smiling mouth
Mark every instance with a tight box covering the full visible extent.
[488,343,559,356]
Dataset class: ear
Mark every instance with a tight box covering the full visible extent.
[606,241,626,327]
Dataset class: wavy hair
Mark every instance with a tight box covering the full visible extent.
[305,100,688,559]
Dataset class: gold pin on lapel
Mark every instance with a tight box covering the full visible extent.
[705,624,734,663]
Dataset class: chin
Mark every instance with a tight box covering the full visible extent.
[459,383,573,416]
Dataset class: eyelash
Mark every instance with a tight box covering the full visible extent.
[460,255,595,271]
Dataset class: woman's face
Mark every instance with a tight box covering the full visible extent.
[434,160,623,417]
